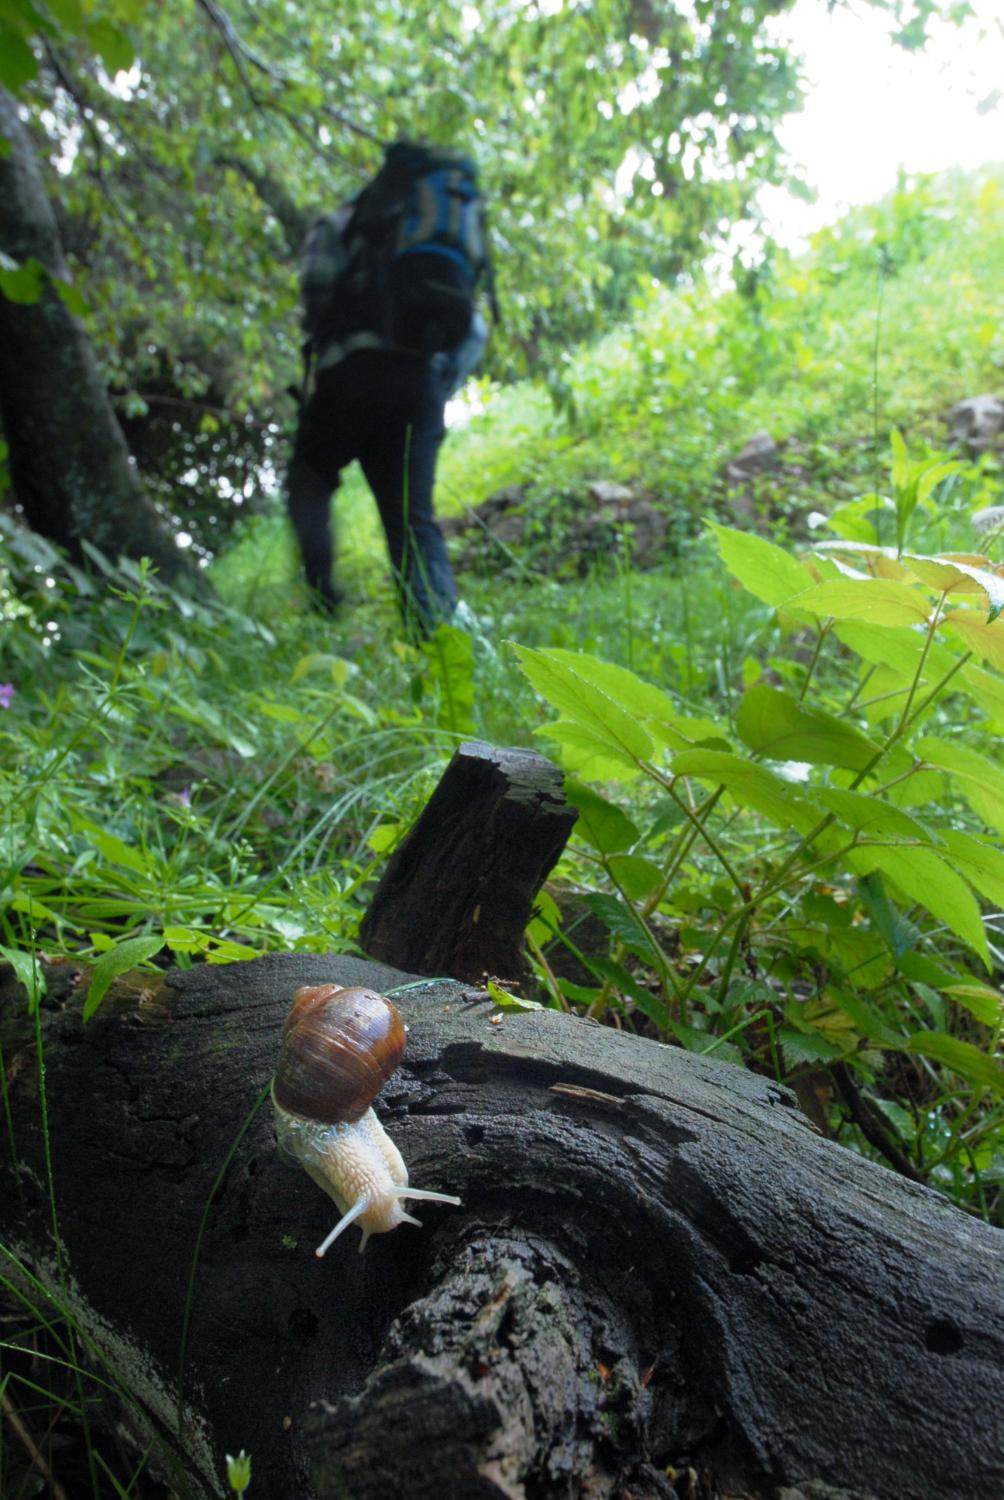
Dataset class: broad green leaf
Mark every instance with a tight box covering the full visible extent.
[906,1032,1004,1095]
[0,255,45,305]
[855,870,920,960]
[786,578,930,626]
[582,892,661,965]
[0,944,46,1013]
[525,647,724,752]
[944,610,1004,671]
[834,621,958,680]
[824,494,893,544]
[917,736,1004,837]
[78,819,147,875]
[707,522,811,606]
[670,749,819,834]
[736,684,880,770]
[938,829,1004,907]
[86,17,134,73]
[0,28,38,90]
[514,645,653,766]
[538,719,641,780]
[779,1026,846,1065]
[942,984,1003,1028]
[606,853,663,901]
[846,845,990,970]
[565,779,639,853]
[959,663,1004,727]
[532,648,677,724]
[817,790,934,842]
[903,554,1004,617]
[84,935,165,1022]
[52,274,87,317]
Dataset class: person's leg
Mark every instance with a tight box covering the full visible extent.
[285,367,356,611]
[358,361,457,635]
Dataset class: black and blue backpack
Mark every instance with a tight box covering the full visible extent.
[333,141,496,356]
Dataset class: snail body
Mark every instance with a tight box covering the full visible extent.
[272,983,460,1256]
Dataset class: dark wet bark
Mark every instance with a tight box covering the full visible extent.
[358,741,578,985]
[2,951,1002,1500]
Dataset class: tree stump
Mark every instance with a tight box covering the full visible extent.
[358,740,577,984]
[2,952,1002,1500]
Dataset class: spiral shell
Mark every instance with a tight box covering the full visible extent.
[272,983,406,1125]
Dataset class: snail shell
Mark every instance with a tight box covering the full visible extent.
[271,982,460,1256]
[273,983,406,1124]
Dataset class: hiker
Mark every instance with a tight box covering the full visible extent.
[286,140,494,636]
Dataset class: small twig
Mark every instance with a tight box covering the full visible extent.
[831,1062,923,1182]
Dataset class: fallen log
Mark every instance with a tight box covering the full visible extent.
[2,951,1002,1500]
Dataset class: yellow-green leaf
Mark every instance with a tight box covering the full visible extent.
[707,522,811,606]
[787,578,930,626]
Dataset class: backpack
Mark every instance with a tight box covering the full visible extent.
[327,142,493,356]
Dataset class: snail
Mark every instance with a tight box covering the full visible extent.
[271,983,461,1256]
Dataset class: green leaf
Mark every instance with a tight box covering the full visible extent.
[514,645,653,767]
[855,871,920,960]
[565,779,639,853]
[0,28,38,90]
[606,853,663,901]
[938,829,1004,907]
[846,845,990,970]
[581,892,660,965]
[942,984,1003,1028]
[486,979,545,1012]
[834,621,958,680]
[538,719,641,780]
[906,1032,1004,1095]
[779,1025,846,1065]
[78,819,147,875]
[945,609,1004,671]
[736,684,880,770]
[86,17,134,73]
[787,578,930,626]
[917,735,1004,837]
[824,494,893,544]
[959,663,1004,727]
[0,254,46,305]
[670,748,819,834]
[707,522,811,606]
[52,274,87,317]
[818,790,934,842]
[587,956,670,1028]
[0,944,46,1013]
[84,935,165,1022]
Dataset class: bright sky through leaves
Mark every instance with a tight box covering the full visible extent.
[763,0,1004,246]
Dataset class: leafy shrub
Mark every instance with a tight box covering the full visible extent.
[516,439,1004,1220]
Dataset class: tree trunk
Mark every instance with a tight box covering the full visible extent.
[358,740,578,985]
[2,951,1002,1500]
[0,87,195,583]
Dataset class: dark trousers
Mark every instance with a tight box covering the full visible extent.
[286,347,457,635]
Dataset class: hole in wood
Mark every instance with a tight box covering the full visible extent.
[924,1317,964,1356]
[730,1247,764,1276]
[465,1124,485,1146]
[288,1307,319,1343]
